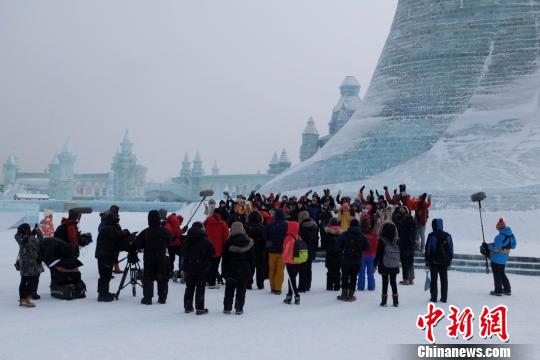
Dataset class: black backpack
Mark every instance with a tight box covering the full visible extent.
[54,224,69,242]
[342,233,361,259]
[434,233,452,265]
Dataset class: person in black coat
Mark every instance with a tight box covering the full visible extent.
[336,219,370,301]
[136,210,171,305]
[222,222,255,315]
[374,221,401,307]
[298,210,319,292]
[324,218,342,291]
[392,206,417,285]
[182,222,215,315]
[245,211,267,290]
[95,211,131,302]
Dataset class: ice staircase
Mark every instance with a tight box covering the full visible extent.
[314,252,540,276]
[413,254,540,276]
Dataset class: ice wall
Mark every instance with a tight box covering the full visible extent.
[262,0,540,195]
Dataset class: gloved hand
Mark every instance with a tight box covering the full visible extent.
[393,189,397,195]
[360,185,365,192]
[376,190,380,197]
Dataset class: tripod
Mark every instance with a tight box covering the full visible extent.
[115,250,143,299]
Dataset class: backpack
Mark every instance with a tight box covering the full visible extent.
[381,238,400,268]
[293,238,308,264]
[434,233,452,265]
[54,224,69,242]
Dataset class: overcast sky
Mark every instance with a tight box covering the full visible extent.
[0,0,397,181]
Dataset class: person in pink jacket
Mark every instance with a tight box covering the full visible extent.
[282,221,304,305]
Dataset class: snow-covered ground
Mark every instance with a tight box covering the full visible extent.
[0,208,539,360]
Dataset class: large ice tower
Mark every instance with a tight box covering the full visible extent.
[262,0,540,196]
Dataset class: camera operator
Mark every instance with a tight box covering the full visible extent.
[56,209,82,253]
[95,211,132,302]
[136,210,171,305]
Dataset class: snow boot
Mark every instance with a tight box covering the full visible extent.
[504,291,511,296]
[294,295,301,305]
[19,297,35,308]
[223,309,232,314]
[399,280,410,285]
[347,290,357,302]
[235,310,244,315]
[392,294,399,307]
[113,262,123,274]
[283,294,292,304]
[185,308,194,314]
[196,309,209,315]
[98,292,115,302]
[337,289,348,301]
[490,291,502,297]
[380,294,388,307]
[141,297,152,305]
[158,297,166,304]
[31,293,41,300]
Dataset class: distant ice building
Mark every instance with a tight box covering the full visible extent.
[146,150,290,202]
[2,133,146,201]
[299,76,362,162]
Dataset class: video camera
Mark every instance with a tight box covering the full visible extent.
[80,233,93,247]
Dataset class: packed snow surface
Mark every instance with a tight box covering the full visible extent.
[0,210,539,360]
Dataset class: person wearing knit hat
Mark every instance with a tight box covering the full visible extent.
[222,222,254,315]
[487,217,517,296]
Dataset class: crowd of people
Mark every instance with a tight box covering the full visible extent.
[14,184,518,313]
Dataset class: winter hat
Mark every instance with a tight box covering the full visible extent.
[349,218,360,228]
[230,222,245,237]
[148,210,161,227]
[17,223,31,235]
[298,210,310,223]
[380,221,397,241]
[68,208,80,221]
[43,209,53,218]
[158,208,168,221]
[109,205,120,215]
[496,218,506,230]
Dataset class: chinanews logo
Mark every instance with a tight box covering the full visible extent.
[393,303,532,360]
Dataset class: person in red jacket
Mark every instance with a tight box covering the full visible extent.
[164,214,186,279]
[358,218,378,291]
[60,209,81,248]
[413,193,432,252]
[203,212,229,288]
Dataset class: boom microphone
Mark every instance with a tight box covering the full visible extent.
[470,192,487,203]
[199,189,214,197]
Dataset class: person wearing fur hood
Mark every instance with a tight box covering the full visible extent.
[222,222,255,315]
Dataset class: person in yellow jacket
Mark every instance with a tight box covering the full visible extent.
[337,203,352,231]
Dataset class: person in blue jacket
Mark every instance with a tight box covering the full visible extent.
[425,218,453,303]
[488,218,517,296]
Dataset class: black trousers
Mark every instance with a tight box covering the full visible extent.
[430,265,448,301]
[326,258,341,290]
[97,259,114,295]
[223,278,248,311]
[341,264,360,291]
[143,259,168,300]
[19,275,39,299]
[286,264,301,297]
[401,254,415,281]
[253,251,267,289]
[184,272,207,310]
[298,260,313,291]
[168,247,183,275]
[491,263,511,294]
[382,273,398,295]
[207,257,222,286]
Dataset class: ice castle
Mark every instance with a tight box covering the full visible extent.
[262,0,540,205]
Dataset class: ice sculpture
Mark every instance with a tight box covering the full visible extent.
[262,0,540,196]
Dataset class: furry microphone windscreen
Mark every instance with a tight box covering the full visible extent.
[199,189,214,197]
[470,192,487,203]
